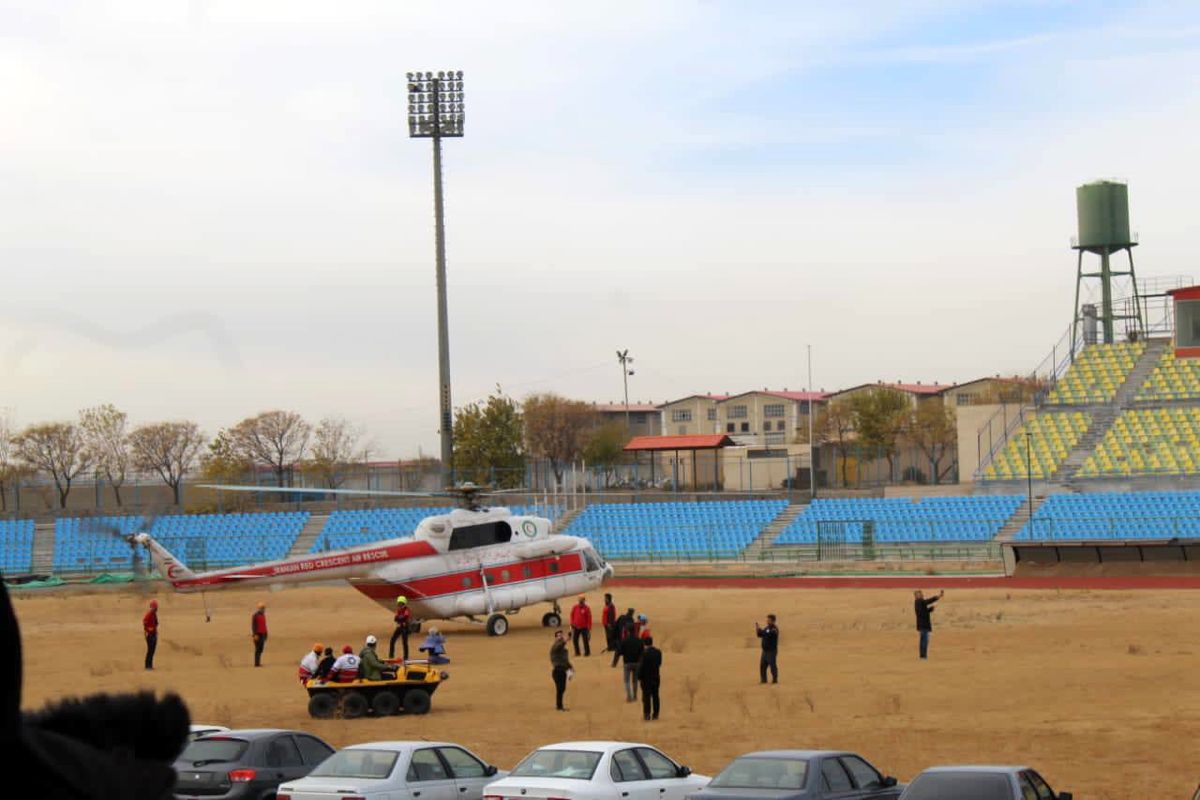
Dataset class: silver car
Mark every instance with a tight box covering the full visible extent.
[899,766,1071,800]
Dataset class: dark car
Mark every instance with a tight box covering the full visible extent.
[899,766,1071,800]
[688,750,902,800]
[173,728,335,800]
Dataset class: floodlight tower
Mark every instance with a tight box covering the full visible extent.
[408,70,465,484]
[1070,180,1144,353]
[617,350,634,429]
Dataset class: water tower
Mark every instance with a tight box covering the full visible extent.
[1070,180,1144,352]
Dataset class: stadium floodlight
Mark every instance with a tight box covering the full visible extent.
[408,69,465,483]
[617,350,634,429]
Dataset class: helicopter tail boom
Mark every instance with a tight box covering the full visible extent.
[132,533,195,586]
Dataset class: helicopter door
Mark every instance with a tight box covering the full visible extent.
[543,557,567,599]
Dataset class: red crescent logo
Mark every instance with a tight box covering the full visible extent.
[166,564,181,579]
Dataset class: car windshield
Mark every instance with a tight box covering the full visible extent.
[511,749,602,780]
[710,757,808,791]
[309,749,399,780]
[178,738,249,765]
[904,772,1012,800]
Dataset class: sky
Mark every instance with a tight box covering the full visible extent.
[2,1,1198,457]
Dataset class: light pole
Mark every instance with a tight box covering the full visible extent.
[617,349,634,430]
[408,70,465,486]
[1024,431,1034,532]
[807,344,816,500]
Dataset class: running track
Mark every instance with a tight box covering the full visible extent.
[610,574,1200,589]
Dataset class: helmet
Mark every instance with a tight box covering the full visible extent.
[428,626,440,635]
[396,596,407,605]
[342,645,353,654]
[148,600,158,609]
[366,635,378,646]
[312,642,323,652]
[638,614,647,622]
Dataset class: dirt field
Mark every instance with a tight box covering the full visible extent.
[14,583,1200,800]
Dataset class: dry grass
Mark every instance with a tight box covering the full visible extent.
[13,584,1200,799]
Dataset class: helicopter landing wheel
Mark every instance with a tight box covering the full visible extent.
[486,613,509,637]
[542,611,561,628]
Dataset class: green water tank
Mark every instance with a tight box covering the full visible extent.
[1075,180,1133,250]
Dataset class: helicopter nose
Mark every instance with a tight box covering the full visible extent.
[603,563,615,580]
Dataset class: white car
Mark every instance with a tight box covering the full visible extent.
[483,741,709,800]
[187,724,231,742]
[277,741,505,800]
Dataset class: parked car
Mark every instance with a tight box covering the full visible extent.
[484,741,709,800]
[188,724,231,742]
[899,766,1071,800]
[278,741,504,800]
[688,750,901,800]
[173,728,335,799]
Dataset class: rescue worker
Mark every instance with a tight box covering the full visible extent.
[314,646,336,681]
[601,593,618,652]
[550,629,573,711]
[616,627,644,702]
[420,627,449,664]
[570,595,592,657]
[329,645,360,682]
[756,613,779,684]
[298,642,322,684]
[250,602,268,667]
[389,596,412,660]
[914,589,944,659]
[359,634,394,681]
[638,636,663,720]
[142,600,159,670]
[637,613,652,641]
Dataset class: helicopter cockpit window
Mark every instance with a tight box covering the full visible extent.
[582,548,604,573]
[449,522,513,551]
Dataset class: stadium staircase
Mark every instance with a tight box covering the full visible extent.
[551,507,584,535]
[288,513,331,557]
[31,522,55,574]
[1118,339,1170,405]
[1055,406,1118,481]
[993,497,1043,541]
[741,503,805,560]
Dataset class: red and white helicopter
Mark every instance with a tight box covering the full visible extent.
[131,484,612,636]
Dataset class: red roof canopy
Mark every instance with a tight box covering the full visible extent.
[624,434,735,452]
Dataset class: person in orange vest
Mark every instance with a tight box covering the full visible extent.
[251,602,268,667]
[569,595,592,657]
[143,600,159,670]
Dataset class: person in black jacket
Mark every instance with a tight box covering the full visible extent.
[610,608,636,667]
[914,589,944,659]
[616,631,644,702]
[756,614,779,684]
[314,647,336,681]
[637,637,663,720]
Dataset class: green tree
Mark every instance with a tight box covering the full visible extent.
[851,388,910,483]
[523,393,596,488]
[453,389,525,488]
[907,398,957,484]
[582,421,629,488]
[814,399,856,487]
[200,428,253,484]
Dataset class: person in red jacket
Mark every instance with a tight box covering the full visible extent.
[601,593,617,653]
[142,600,159,670]
[251,602,268,667]
[570,595,592,657]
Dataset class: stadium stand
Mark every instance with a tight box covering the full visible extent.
[1134,350,1200,401]
[773,495,1023,544]
[982,412,1090,480]
[1077,408,1200,477]
[1016,490,1200,540]
[53,512,309,572]
[312,504,564,552]
[0,519,36,574]
[1044,342,1143,405]
[561,500,788,558]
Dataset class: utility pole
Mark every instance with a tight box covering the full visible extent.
[617,349,634,430]
[807,344,816,500]
[408,70,465,486]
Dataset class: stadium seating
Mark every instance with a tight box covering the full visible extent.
[562,500,788,558]
[1044,342,1143,405]
[1016,491,1200,540]
[313,504,564,552]
[0,519,36,574]
[53,512,309,572]
[774,495,1023,545]
[1135,350,1200,401]
[981,412,1089,480]
[1077,408,1200,477]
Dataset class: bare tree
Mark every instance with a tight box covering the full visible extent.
[129,421,207,505]
[523,393,596,488]
[229,410,312,487]
[80,404,131,506]
[14,422,92,508]
[0,413,31,512]
[305,416,366,488]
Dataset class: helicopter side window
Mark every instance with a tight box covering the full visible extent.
[583,548,604,573]
[448,522,513,551]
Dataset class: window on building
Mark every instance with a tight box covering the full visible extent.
[631,412,647,423]
[956,393,976,406]
[728,405,748,419]
[707,408,717,421]
[763,403,785,418]
[776,420,786,431]
[765,433,786,445]
[726,423,735,433]
[740,422,749,432]
[671,409,692,422]
[677,426,688,435]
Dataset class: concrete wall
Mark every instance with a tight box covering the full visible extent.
[957,402,1026,483]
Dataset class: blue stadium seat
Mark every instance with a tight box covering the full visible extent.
[0,519,36,574]
[1015,491,1200,540]
[773,495,1023,545]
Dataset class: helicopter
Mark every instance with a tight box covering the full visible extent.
[129,483,612,636]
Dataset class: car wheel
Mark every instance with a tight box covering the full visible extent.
[403,690,432,715]
[307,693,337,719]
[486,613,509,636]
[372,690,401,716]
[340,691,368,719]
[542,612,561,627]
